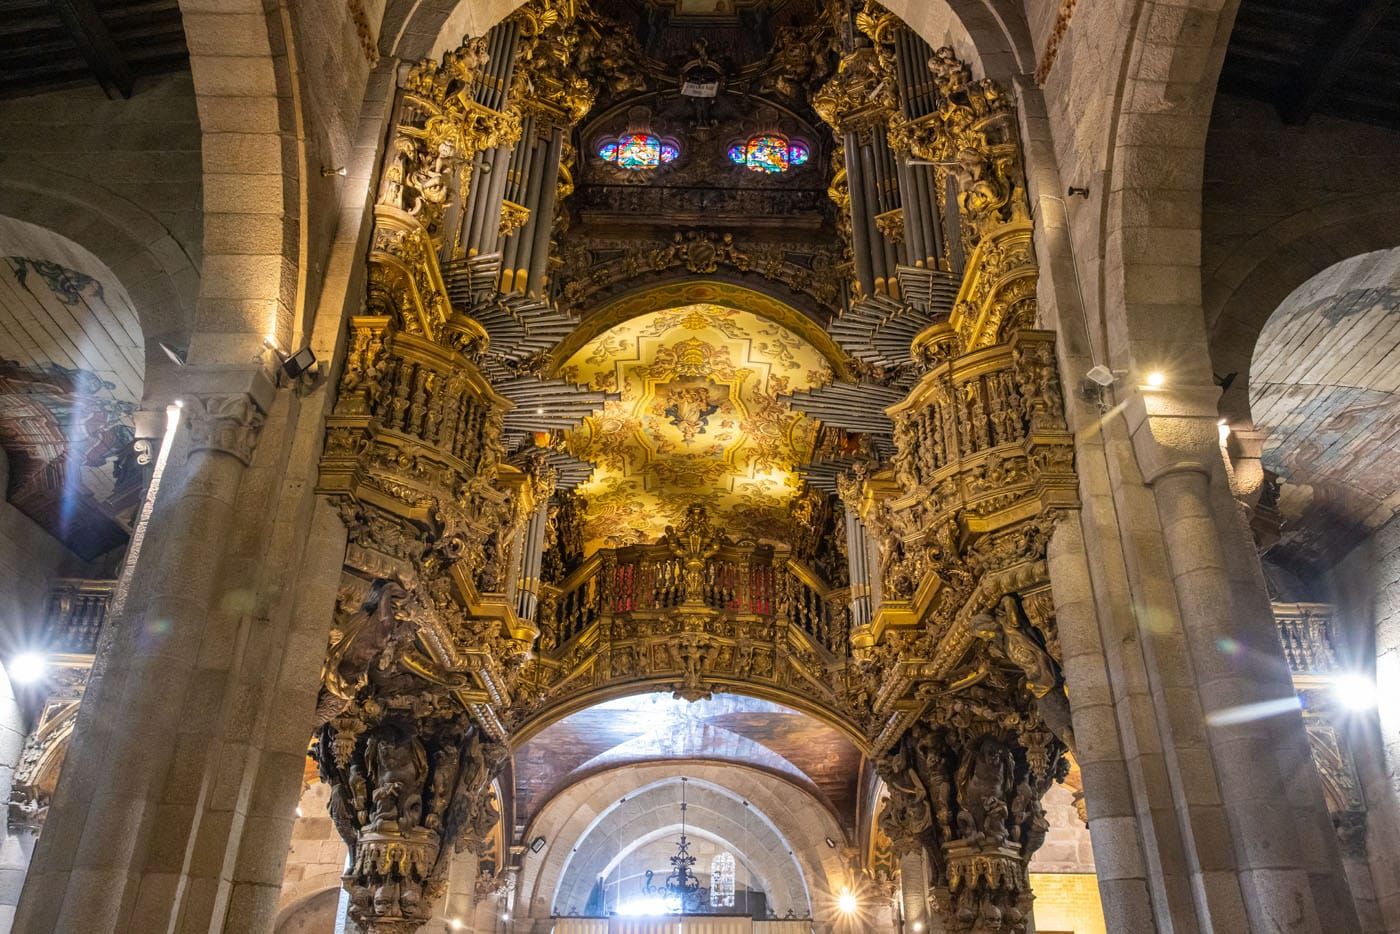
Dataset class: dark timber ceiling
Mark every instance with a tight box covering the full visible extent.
[0,0,189,100]
[1219,0,1400,128]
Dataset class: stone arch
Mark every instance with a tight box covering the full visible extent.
[1246,247,1400,553]
[518,762,847,924]
[556,803,807,917]
[0,170,193,375]
[379,0,1032,85]
[591,826,778,901]
[1207,201,1400,424]
[1096,0,1243,381]
[175,0,305,365]
[509,679,872,756]
[273,885,341,934]
[548,278,853,379]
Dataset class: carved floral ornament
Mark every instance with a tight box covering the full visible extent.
[311,5,1079,931]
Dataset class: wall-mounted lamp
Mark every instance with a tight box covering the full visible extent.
[321,166,347,177]
[1079,364,1116,413]
[263,337,320,384]
[530,835,546,853]
[1067,185,1090,198]
[158,341,187,367]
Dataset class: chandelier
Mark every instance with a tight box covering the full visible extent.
[640,777,708,914]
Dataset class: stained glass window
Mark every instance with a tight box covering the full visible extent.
[728,135,809,174]
[710,852,735,908]
[598,133,680,170]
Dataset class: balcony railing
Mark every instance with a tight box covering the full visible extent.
[1273,602,1340,676]
[545,540,846,657]
[42,579,114,655]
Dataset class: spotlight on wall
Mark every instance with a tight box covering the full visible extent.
[530,835,546,853]
[8,652,47,685]
[1084,365,1114,387]
[1080,364,1117,413]
[263,337,320,383]
[1145,370,1167,388]
[1331,672,1378,712]
[837,891,858,915]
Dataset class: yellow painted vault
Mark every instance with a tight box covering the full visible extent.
[559,304,832,553]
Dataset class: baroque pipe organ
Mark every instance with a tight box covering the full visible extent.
[311,0,1079,931]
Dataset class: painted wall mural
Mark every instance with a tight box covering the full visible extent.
[0,257,142,560]
[559,304,832,553]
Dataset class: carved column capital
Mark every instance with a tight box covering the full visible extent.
[183,393,266,465]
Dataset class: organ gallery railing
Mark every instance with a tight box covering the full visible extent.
[41,579,113,655]
[1272,602,1340,675]
[513,505,852,714]
[544,539,842,655]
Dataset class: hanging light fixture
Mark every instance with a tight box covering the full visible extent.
[638,777,707,914]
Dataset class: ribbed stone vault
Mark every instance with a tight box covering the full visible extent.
[517,761,849,926]
[552,779,809,916]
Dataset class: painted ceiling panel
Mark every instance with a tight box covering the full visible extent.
[1251,249,1400,574]
[560,304,831,553]
[513,693,863,829]
[0,251,143,560]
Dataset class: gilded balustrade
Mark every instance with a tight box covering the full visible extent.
[508,506,857,725]
[539,539,842,654]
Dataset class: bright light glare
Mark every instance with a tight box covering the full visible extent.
[8,652,46,684]
[838,891,858,915]
[1145,370,1166,388]
[1204,695,1301,727]
[913,923,925,932]
[1332,672,1378,712]
[618,897,674,916]
[1218,419,1231,440]
[449,920,464,931]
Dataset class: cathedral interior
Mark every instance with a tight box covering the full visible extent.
[0,0,1397,931]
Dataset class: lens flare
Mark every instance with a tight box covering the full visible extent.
[8,652,46,685]
[1331,673,1378,712]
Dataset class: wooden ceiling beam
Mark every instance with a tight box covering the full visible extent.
[1278,0,1395,123]
[46,0,133,99]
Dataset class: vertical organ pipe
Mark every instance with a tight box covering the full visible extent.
[527,127,565,296]
[504,132,548,292]
[858,141,887,294]
[897,159,926,268]
[844,134,876,298]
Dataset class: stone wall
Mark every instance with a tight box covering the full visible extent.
[1335,515,1400,929]
[277,782,346,922]
[1202,95,1400,425]
[0,73,202,357]
[0,449,91,934]
[0,75,203,269]
[1030,783,1095,874]
[0,448,91,639]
